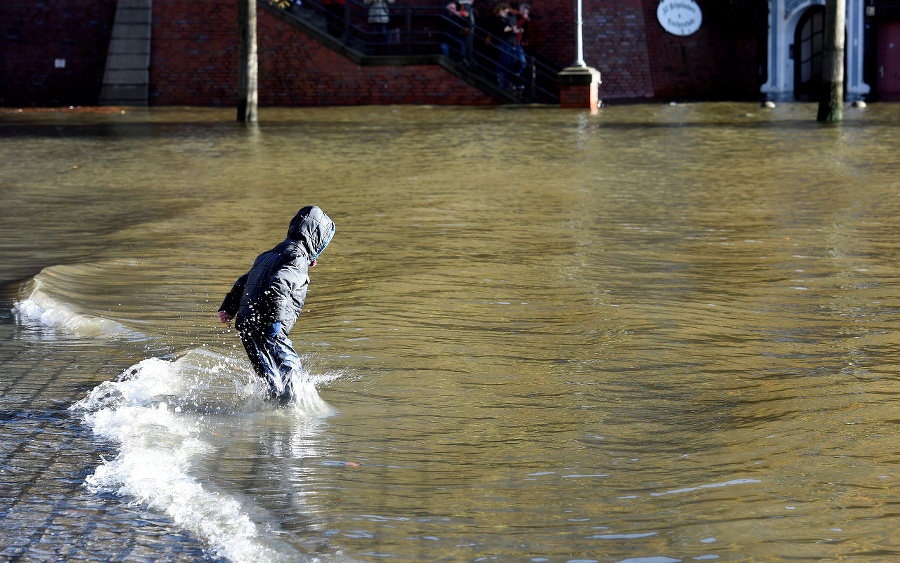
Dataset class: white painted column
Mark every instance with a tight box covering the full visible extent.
[761,0,787,97]
[846,0,871,97]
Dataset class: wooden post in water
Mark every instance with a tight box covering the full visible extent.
[817,0,844,122]
[237,0,258,122]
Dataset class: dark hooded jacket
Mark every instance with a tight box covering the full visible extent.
[219,206,335,335]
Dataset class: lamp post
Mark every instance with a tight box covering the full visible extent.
[558,0,600,109]
[573,0,585,67]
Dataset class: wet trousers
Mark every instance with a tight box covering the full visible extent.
[236,321,302,399]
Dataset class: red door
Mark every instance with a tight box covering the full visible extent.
[878,21,900,94]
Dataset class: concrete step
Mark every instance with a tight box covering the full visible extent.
[99,0,152,106]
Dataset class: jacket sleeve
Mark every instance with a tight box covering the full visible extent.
[262,264,308,327]
[219,273,248,315]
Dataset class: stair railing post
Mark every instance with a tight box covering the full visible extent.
[406,7,413,56]
[529,55,536,98]
[342,0,351,42]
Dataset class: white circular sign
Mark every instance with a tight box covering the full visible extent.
[657,0,702,36]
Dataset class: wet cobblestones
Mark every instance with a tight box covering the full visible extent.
[0,308,221,562]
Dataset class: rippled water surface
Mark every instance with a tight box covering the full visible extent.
[2,103,900,562]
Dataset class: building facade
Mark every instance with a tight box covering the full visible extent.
[1,0,895,107]
[761,0,870,100]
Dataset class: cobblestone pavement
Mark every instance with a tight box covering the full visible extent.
[0,299,222,562]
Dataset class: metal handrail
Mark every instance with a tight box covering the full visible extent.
[267,0,560,103]
[457,20,561,103]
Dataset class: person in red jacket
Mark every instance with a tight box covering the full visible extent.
[516,3,533,54]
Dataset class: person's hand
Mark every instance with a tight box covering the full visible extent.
[218,310,233,326]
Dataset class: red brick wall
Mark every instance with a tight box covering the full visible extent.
[640,0,762,100]
[149,2,234,106]
[581,0,655,99]
[149,1,496,106]
[518,0,760,101]
[520,0,576,69]
[559,82,599,109]
[0,0,116,107]
[1,0,762,107]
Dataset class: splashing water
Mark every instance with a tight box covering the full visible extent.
[70,349,337,561]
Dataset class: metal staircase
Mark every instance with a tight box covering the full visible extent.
[259,0,560,104]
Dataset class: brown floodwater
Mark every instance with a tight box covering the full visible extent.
[1,102,899,562]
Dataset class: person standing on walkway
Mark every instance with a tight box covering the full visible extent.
[516,3,533,54]
[440,2,468,59]
[459,0,477,65]
[217,206,335,401]
[365,0,395,54]
[489,3,525,89]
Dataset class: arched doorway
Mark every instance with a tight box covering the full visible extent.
[794,6,825,100]
[762,0,869,100]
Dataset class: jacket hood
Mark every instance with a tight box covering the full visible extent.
[287,206,335,263]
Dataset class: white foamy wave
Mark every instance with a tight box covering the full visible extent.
[72,349,335,561]
[13,288,138,340]
[83,403,292,562]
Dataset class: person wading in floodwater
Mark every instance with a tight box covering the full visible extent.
[217,206,335,401]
